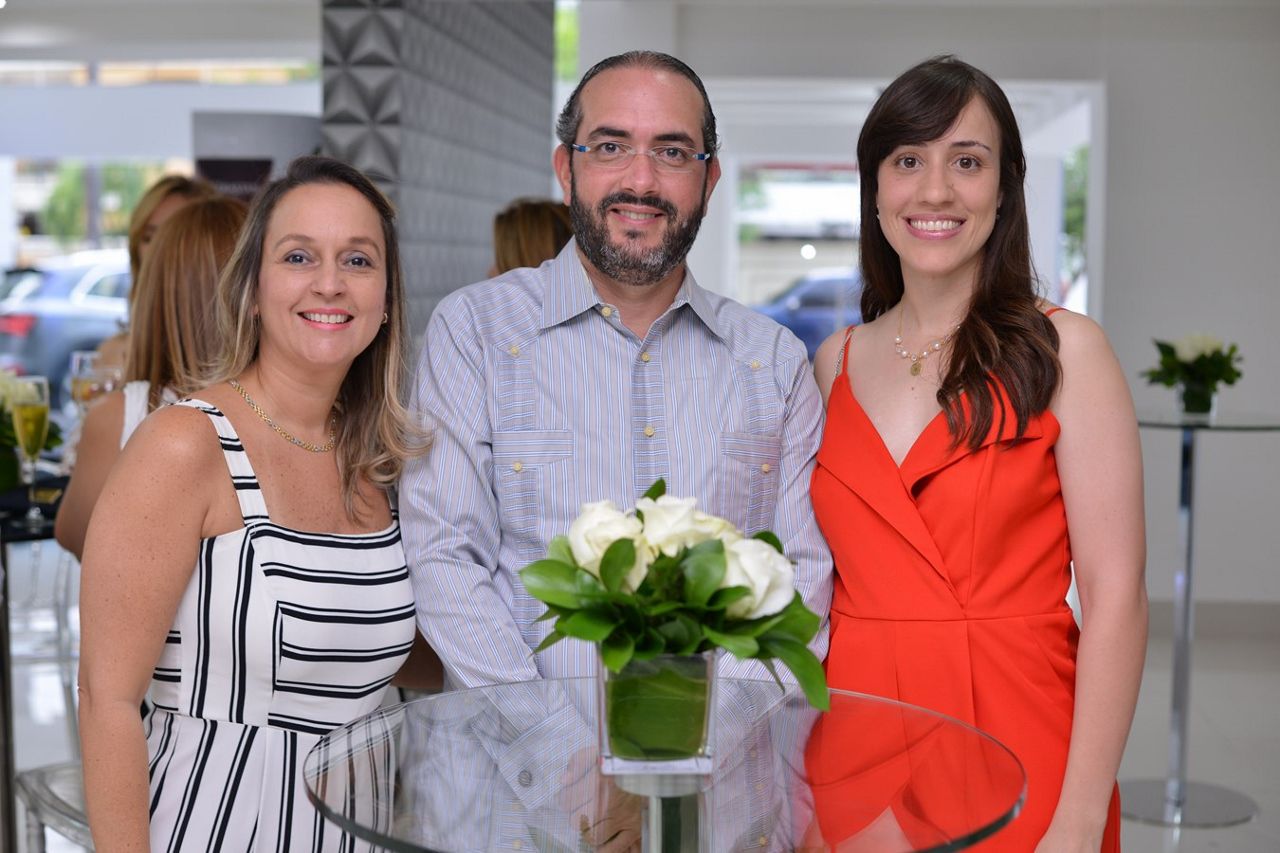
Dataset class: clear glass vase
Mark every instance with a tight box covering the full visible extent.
[598,649,717,778]
[1179,380,1217,421]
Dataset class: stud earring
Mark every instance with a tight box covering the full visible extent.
[382,312,389,325]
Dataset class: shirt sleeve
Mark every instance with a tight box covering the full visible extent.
[400,296,541,688]
[719,349,832,679]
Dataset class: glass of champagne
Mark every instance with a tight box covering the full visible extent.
[69,350,100,418]
[12,375,51,530]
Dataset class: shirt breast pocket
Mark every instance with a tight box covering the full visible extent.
[720,431,783,535]
[492,428,574,556]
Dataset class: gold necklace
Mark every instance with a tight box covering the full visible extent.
[894,306,959,376]
[228,379,337,453]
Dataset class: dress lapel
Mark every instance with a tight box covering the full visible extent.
[817,381,955,595]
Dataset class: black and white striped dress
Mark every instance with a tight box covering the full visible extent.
[145,400,415,851]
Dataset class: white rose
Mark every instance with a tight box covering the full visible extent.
[721,538,795,620]
[690,510,743,546]
[637,495,704,557]
[1174,333,1223,363]
[567,500,649,591]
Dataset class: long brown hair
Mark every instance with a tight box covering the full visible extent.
[208,155,427,518]
[492,198,573,274]
[858,55,1060,448]
[125,196,247,409]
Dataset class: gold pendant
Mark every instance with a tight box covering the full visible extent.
[910,361,923,376]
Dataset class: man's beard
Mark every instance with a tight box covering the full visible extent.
[569,174,707,287]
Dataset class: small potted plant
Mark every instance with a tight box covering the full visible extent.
[519,479,827,775]
[1142,334,1243,418]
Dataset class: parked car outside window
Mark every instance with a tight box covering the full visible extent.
[754,267,863,360]
[0,250,130,407]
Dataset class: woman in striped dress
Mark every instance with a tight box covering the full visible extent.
[78,156,435,851]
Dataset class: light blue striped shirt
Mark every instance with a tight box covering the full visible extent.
[401,240,832,688]
[398,241,832,849]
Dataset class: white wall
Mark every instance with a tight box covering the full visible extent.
[582,3,1280,604]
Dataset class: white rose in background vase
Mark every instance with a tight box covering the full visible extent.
[567,500,649,591]
[1173,333,1224,363]
[637,495,703,557]
[722,538,795,620]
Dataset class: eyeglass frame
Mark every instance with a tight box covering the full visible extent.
[568,141,713,173]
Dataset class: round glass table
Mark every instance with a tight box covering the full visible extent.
[1122,411,1280,827]
[304,678,1025,852]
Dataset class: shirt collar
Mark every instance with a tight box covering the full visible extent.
[539,238,726,341]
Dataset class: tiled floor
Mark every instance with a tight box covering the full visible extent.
[6,544,1278,851]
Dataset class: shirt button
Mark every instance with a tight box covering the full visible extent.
[755,782,765,792]
[640,351,651,363]
[600,306,613,317]
[517,769,533,787]
[750,359,761,370]
[643,426,655,438]
[512,841,523,850]
[508,344,520,356]
[758,836,768,847]
[760,463,771,474]
[512,461,523,473]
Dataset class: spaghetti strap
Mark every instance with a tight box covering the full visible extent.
[172,398,270,525]
[835,325,856,376]
[1044,306,1065,317]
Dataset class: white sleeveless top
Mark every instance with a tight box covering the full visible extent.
[120,380,178,448]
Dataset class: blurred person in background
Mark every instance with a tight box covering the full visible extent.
[489,197,573,276]
[55,195,248,559]
[94,175,216,371]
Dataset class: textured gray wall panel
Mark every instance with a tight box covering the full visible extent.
[323,0,555,336]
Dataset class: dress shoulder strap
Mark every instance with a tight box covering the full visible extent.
[173,398,269,526]
[1044,305,1065,317]
[120,381,151,449]
[835,325,857,377]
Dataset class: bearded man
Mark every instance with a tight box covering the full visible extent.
[399,51,831,849]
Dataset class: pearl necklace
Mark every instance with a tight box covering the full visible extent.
[229,379,337,453]
[894,307,959,376]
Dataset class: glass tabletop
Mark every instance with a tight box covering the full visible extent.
[304,678,1025,852]
[1136,410,1280,431]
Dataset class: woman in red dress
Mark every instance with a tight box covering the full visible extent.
[806,56,1147,851]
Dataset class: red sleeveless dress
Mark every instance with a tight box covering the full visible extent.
[805,323,1121,850]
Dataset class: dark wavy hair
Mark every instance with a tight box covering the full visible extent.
[555,50,720,156]
[858,55,1060,448]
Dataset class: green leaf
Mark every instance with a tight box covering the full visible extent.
[600,631,635,673]
[682,539,726,607]
[534,605,565,623]
[760,637,829,711]
[641,478,667,501]
[707,585,752,612]
[519,560,583,608]
[752,530,784,554]
[574,570,608,601]
[758,593,821,645]
[1154,340,1177,361]
[644,600,686,616]
[533,629,566,653]
[633,629,665,660]
[598,538,637,593]
[559,609,620,642]
[547,535,576,567]
[704,626,759,659]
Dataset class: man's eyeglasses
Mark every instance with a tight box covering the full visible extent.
[570,141,712,173]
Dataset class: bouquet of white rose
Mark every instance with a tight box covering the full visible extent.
[519,479,828,712]
[1142,333,1242,414]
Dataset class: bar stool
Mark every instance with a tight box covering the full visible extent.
[15,761,92,851]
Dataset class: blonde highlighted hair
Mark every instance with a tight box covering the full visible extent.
[126,175,216,285]
[125,196,248,409]
[207,155,427,518]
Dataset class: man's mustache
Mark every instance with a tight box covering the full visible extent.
[596,192,678,219]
